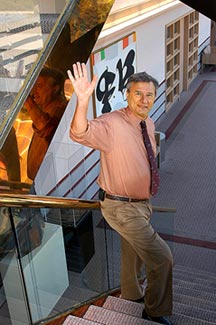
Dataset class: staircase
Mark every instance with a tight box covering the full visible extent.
[62,264,216,325]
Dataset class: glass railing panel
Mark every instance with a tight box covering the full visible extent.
[0,205,112,324]
[152,204,216,279]
[0,192,178,324]
[151,208,175,253]
[103,207,176,291]
[0,207,32,325]
[102,219,121,289]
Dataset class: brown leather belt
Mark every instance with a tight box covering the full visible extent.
[105,193,146,202]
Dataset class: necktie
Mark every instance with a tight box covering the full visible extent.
[140,120,160,196]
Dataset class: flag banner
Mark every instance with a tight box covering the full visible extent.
[91,32,137,117]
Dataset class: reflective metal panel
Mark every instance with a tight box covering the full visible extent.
[0,0,114,192]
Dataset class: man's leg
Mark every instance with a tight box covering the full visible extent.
[101,198,173,317]
[120,236,144,300]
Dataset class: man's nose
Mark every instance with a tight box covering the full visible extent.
[141,94,148,103]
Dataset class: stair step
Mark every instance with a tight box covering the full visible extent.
[174,301,216,323]
[63,264,216,325]
[62,314,101,324]
[63,290,216,325]
[84,304,154,324]
[173,278,216,295]
[103,296,143,316]
[174,283,216,303]
[173,276,216,295]
[174,267,216,284]
[174,264,216,279]
[173,271,216,289]
[171,313,216,325]
[104,292,216,318]
[103,296,216,325]
[173,291,216,312]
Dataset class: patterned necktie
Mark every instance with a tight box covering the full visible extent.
[140,120,160,196]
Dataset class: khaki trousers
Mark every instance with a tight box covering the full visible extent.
[100,198,173,317]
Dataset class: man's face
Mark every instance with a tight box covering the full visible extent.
[126,81,156,120]
[32,76,58,107]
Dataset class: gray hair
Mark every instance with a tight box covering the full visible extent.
[126,72,159,93]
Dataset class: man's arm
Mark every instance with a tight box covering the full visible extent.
[67,62,97,134]
[24,95,50,130]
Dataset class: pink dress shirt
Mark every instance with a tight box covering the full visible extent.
[70,107,157,199]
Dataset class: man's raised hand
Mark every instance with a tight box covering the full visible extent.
[67,62,97,100]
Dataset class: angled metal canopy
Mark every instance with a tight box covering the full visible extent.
[180,0,216,22]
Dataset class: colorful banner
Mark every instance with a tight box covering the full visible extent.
[91,32,136,116]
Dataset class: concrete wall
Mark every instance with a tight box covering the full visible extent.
[38,0,67,14]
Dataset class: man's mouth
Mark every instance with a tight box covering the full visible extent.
[138,105,148,110]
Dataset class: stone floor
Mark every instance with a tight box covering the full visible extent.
[152,67,216,273]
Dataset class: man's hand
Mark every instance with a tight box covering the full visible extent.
[67,62,97,101]
[68,62,97,134]
[24,94,35,112]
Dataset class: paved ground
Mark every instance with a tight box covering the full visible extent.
[151,68,216,273]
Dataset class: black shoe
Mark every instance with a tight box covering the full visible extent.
[130,296,144,303]
[142,309,174,325]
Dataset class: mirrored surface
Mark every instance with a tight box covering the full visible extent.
[0,0,114,192]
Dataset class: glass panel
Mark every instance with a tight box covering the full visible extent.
[166,92,173,106]
[0,207,31,324]
[166,25,173,40]
[189,12,194,25]
[167,75,173,89]
[167,43,173,56]
[173,84,179,97]
[174,21,180,34]
[174,37,180,52]
[0,0,114,193]
[166,60,172,74]
[105,207,175,293]
[174,69,179,81]
[11,207,110,324]
[174,53,180,66]
[189,27,194,39]
[0,203,175,324]
[151,209,175,251]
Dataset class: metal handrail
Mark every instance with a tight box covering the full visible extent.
[0,193,176,213]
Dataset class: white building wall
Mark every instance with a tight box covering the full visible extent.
[95,2,193,83]
[199,13,211,47]
[38,0,66,14]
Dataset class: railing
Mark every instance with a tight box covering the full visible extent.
[0,193,175,325]
[0,193,176,211]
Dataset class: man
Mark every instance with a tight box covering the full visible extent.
[68,62,173,325]
[24,67,68,180]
